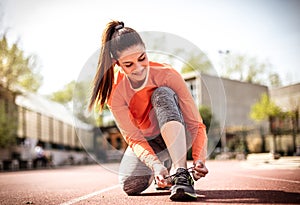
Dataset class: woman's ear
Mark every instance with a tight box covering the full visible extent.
[111,58,119,66]
[112,58,120,66]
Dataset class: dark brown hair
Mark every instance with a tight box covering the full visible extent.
[88,21,145,111]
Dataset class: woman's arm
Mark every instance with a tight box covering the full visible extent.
[108,89,162,170]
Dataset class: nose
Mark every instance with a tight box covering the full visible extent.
[135,63,143,71]
[130,63,142,74]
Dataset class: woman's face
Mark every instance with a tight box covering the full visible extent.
[117,44,149,87]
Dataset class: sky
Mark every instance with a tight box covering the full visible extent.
[1,0,300,95]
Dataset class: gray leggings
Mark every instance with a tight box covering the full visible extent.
[119,87,186,195]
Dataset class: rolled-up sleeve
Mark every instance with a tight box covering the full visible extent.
[108,87,161,169]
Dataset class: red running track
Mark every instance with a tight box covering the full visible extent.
[0,160,299,205]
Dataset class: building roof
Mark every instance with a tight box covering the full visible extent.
[15,91,93,130]
[270,82,300,97]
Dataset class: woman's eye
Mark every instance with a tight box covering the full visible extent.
[125,63,132,67]
[138,56,145,61]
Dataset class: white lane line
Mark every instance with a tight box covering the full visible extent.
[236,174,300,184]
[59,184,120,205]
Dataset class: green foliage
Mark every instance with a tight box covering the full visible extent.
[187,105,220,160]
[250,93,282,121]
[73,80,97,125]
[56,80,107,126]
[199,105,220,131]
[220,53,282,87]
[0,34,43,92]
[199,105,213,129]
[50,81,75,104]
[181,53,211,74]
[269,72,282,87]
[0,100,17,148]
[0,115,16,148]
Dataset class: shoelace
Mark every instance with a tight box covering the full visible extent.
[164,166,194,179]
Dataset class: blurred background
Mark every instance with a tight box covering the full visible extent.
[0,0,299,171]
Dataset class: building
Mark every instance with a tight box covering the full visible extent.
[100,71,269,159]
[0,86,95,170]
[183,71,268,154]
[270,83,300,116]
[183,71,268,129]
[184,72,300,156]
[269,83,300,155]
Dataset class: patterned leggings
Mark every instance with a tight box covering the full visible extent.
[118,87,186,195]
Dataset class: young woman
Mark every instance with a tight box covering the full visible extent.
[89,20,208,201]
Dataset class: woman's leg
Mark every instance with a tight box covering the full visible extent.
[161,121,187,169]
[151,87,197,201]
[119,147,153,195]
[151,87,190,170]
[119,134,172,195]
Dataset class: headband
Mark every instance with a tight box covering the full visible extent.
[115,22,124,31]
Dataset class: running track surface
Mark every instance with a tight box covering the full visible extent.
[0,160,299,205]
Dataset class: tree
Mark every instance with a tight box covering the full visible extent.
[189,106,221,159]
[250,93,282,121]
[0,33,42,148]
[269,72,282,87]
[250,93,282,153]
[73,80,98,125]
[199,106,213,130]
[0,34,43,92]
[49,81,75,104]
[0,105,17,148]
[220,52,282,87]
[49,80,98,124]
[0,87,18,148]
[181,52,212,74]
[187,105,215,160]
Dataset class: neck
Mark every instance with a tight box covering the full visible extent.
[129,77,145,89]
[128,67,149,90]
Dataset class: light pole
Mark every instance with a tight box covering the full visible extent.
[218,50,230,153]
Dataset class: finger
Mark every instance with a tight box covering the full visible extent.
[201,167,209,174]
[195,171,205,177]
[194,162,204,170]
[194,165,204,172]
[156,175,168,188]
[158,180,168,188]
[194,166,208,175]
[156,175,163,182]
[193,172,201,181]
[197,170,208,177]
[193,170,208,180]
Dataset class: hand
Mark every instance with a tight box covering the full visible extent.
[192,160,208,181]
[152,163,170,188]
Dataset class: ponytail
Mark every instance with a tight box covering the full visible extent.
[88,20,145,112]
[88,21,117,112]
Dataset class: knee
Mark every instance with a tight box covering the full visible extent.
[121,175,152,195]
[151,87,177,104]
[151,87,184,127]
[152,87,175,99]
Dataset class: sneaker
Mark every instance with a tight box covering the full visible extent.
[169,168,197,201]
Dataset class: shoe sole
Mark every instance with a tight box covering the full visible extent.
[170,188,197,201]
[156,186,171,191]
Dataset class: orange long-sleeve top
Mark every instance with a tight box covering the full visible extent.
[107,61,207,169]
